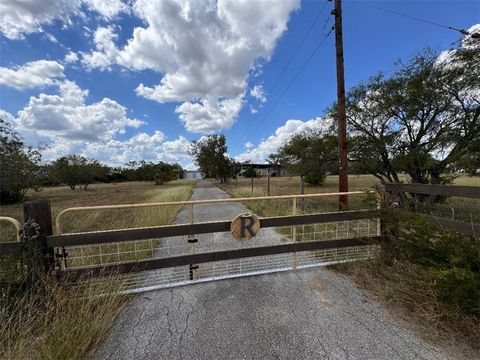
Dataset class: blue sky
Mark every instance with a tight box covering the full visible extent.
[0,0,479,168]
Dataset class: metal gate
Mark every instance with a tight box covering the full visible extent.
[47,191,381,294]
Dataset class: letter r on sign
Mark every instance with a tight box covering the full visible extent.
[240,215,255,238]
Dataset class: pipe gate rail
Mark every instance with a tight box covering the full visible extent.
[1,183,478,292]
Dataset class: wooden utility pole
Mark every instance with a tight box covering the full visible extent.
[333,0,348,210]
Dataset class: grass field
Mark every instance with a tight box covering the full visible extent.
[0,180,196,241]
[218,174,480,221]
[1,180,196,360]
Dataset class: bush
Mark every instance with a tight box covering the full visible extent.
[385,211,480,316]
[304,172,326,185]
[243,166,257,178]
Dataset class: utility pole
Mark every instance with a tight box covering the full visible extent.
[333,0,348,210]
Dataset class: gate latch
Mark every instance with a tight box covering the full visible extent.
[54,246,69,270]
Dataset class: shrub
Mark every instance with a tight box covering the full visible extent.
[384,211,480,316]
[243,166,257,178]
[304,171,326,185]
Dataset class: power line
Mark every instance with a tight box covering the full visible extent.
[267,1,330,97]
[353,0,474,36]
[230,2,330,154]
[232,26,335,155]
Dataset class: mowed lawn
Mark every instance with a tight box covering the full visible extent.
[0,180,196,242]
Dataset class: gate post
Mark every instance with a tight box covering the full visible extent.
[23,200,54,273]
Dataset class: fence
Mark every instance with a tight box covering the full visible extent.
[384,183,480,236]
[1,183,478,293]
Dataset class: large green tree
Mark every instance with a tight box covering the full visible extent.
[189,134,234,183]
[275,130,337,185]
[340,40,479,184]
[50,155,107,190]
[0,118,42,204]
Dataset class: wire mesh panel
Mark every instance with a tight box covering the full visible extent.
[65,217,380,294]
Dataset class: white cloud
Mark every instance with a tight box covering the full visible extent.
[0,60,64,89]
[1,80,194,166]
[174,94,244,133]
[36,133,192,167]
[81,26,119,70]
[80,0,300,132]
[0,0,128,40]
[235,117,332,163]
[84,0,129,19]
[250,85,266,103]
[15,80,143,142]
[244,142,254,149]
[64,51,79,63]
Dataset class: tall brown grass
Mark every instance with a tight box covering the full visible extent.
[0,180,196,359]
[0,271,128,360]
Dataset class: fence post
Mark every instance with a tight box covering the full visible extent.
[251,177,254,195]
[292,197,297,270]
[23,200,54,273]
[267,175,271,196]
[299,175,305,211]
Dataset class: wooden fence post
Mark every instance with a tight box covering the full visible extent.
[267,175,271,196]
[299,175,305,211]
[23,200,54,273]
[251,177,254,195]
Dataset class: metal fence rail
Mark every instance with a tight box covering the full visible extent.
[55,190,373,234]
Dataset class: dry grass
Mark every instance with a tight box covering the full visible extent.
[0,180,196,239]
[219,174,383,198]
[0,180,196,359]
[1,272,128,360]
[332,254,480,359]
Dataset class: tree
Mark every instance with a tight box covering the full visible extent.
[275,130,337,185]
[340,41,479,184]
[50,155,106,190]
[0,118,42,204]
[243,166,257,178]
[189,134,234,183]
[154,162,183,185]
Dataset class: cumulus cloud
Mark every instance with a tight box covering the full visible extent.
[83,0,129,19]
[0,0,128,40]
[0,60,65,89]
[250,85,267,103]
[15,80,143,142]
[174,94,244,133]
[80,0,300,132]
[235,117,332,163]
[1,80,193,166]
[64,51,79,63]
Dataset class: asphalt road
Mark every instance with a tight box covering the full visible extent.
[96,181,447,360]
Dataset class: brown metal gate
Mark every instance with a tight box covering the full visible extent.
[46,191,381,293]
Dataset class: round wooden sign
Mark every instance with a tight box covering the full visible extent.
[230,213,260,240]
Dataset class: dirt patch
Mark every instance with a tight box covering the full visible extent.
[307,275,336,309]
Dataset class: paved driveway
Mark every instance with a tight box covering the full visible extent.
[96,181,446,360]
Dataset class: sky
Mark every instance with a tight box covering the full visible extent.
[0,0,479,170]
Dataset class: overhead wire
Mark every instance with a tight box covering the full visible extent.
[232,24,335,155]
[229,1,331,154]
[353,0,475,36]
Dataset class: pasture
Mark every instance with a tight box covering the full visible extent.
[0,180,196,242]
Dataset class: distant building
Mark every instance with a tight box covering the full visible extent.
[183,170,205,180]
[238,163,288,177]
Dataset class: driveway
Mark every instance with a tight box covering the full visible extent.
[96,181,446,360]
